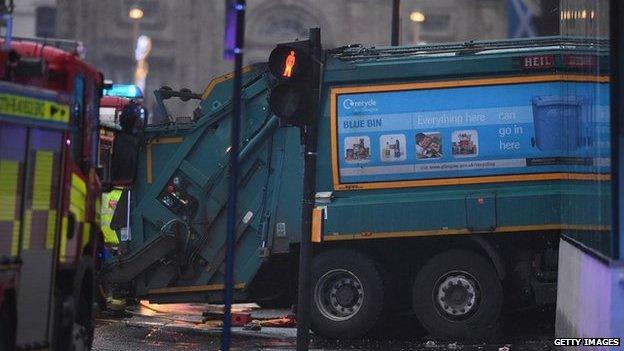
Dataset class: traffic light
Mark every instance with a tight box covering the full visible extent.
[267,35,320,126]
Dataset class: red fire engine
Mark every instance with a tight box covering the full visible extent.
[0,35,103,350]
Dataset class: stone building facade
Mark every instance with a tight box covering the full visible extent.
[54,0,556,120]
[12,0,56,37]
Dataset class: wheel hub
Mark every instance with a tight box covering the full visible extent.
[315,269,364,321]
[334,279,358,306]
[435,272,479,320]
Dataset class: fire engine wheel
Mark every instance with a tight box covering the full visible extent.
[311,250,384,339]
[0,293,16,351]
[56,271,94,351]
[412,250,502,341]
[58,293,92,351]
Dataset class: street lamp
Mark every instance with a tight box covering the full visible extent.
[410,11,425,23]
[409,11,425,44]
[128,4,147,107]
[128,6,144,20]
[128,4,143,54]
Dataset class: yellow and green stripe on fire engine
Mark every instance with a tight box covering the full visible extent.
[0,92,96,264]
[0,148,96,263]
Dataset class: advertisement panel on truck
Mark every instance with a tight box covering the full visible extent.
[331,75,610,190]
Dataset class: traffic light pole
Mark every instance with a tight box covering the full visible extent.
[296,27,321,351]
[221,1,245,350]
[391,0,400,46]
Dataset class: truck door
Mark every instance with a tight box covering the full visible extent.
[465,192,497,232]
[15,126,64,347]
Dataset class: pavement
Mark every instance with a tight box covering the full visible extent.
[92,302,556,350]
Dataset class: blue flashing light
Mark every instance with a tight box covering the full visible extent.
[103,84,144,99]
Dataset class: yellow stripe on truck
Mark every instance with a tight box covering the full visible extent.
[46,209,57,250]
[22,209,32,250]
[22,151,55,250]
[0,92,70,123]
[11,220,20,256]
[0,160,18,221]
[71,173,87,193]
[82,222,91,251]
[0,160,20,255]
[32,151,53,210]
[61,173,87,262]
[70,174,87,222]
[59,216,68,262]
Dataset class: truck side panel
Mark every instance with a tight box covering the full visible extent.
[106,65,304,302]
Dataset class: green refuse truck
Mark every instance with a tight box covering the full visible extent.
[100,36,610,340]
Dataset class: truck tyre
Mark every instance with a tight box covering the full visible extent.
[56,265,94,351]
[0,293,16,351]
[412,250,502,341]
[57,293,92,351]
[311,250,384,339]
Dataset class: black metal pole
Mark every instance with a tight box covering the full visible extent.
[221,1,245,350]
[391,0,400,46]
[296,27,321,351]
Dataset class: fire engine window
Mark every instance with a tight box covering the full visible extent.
[71,76,85,171]
[90,92,101,169]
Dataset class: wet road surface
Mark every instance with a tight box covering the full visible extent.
[93,303,555,350]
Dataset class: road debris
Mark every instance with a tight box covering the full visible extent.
[448,341,460,349]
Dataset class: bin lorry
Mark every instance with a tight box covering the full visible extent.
[0,36,104,350]
[100,37,610,340]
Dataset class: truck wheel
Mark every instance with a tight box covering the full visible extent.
[412,250,502,341]
[73,292,94,351]
[57,293,93,351]
[311,250,384,339]
[0,293,16,351]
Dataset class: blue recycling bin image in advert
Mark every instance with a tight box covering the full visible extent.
[531,95,582,152]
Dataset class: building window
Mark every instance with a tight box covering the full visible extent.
[36,6,56,38]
